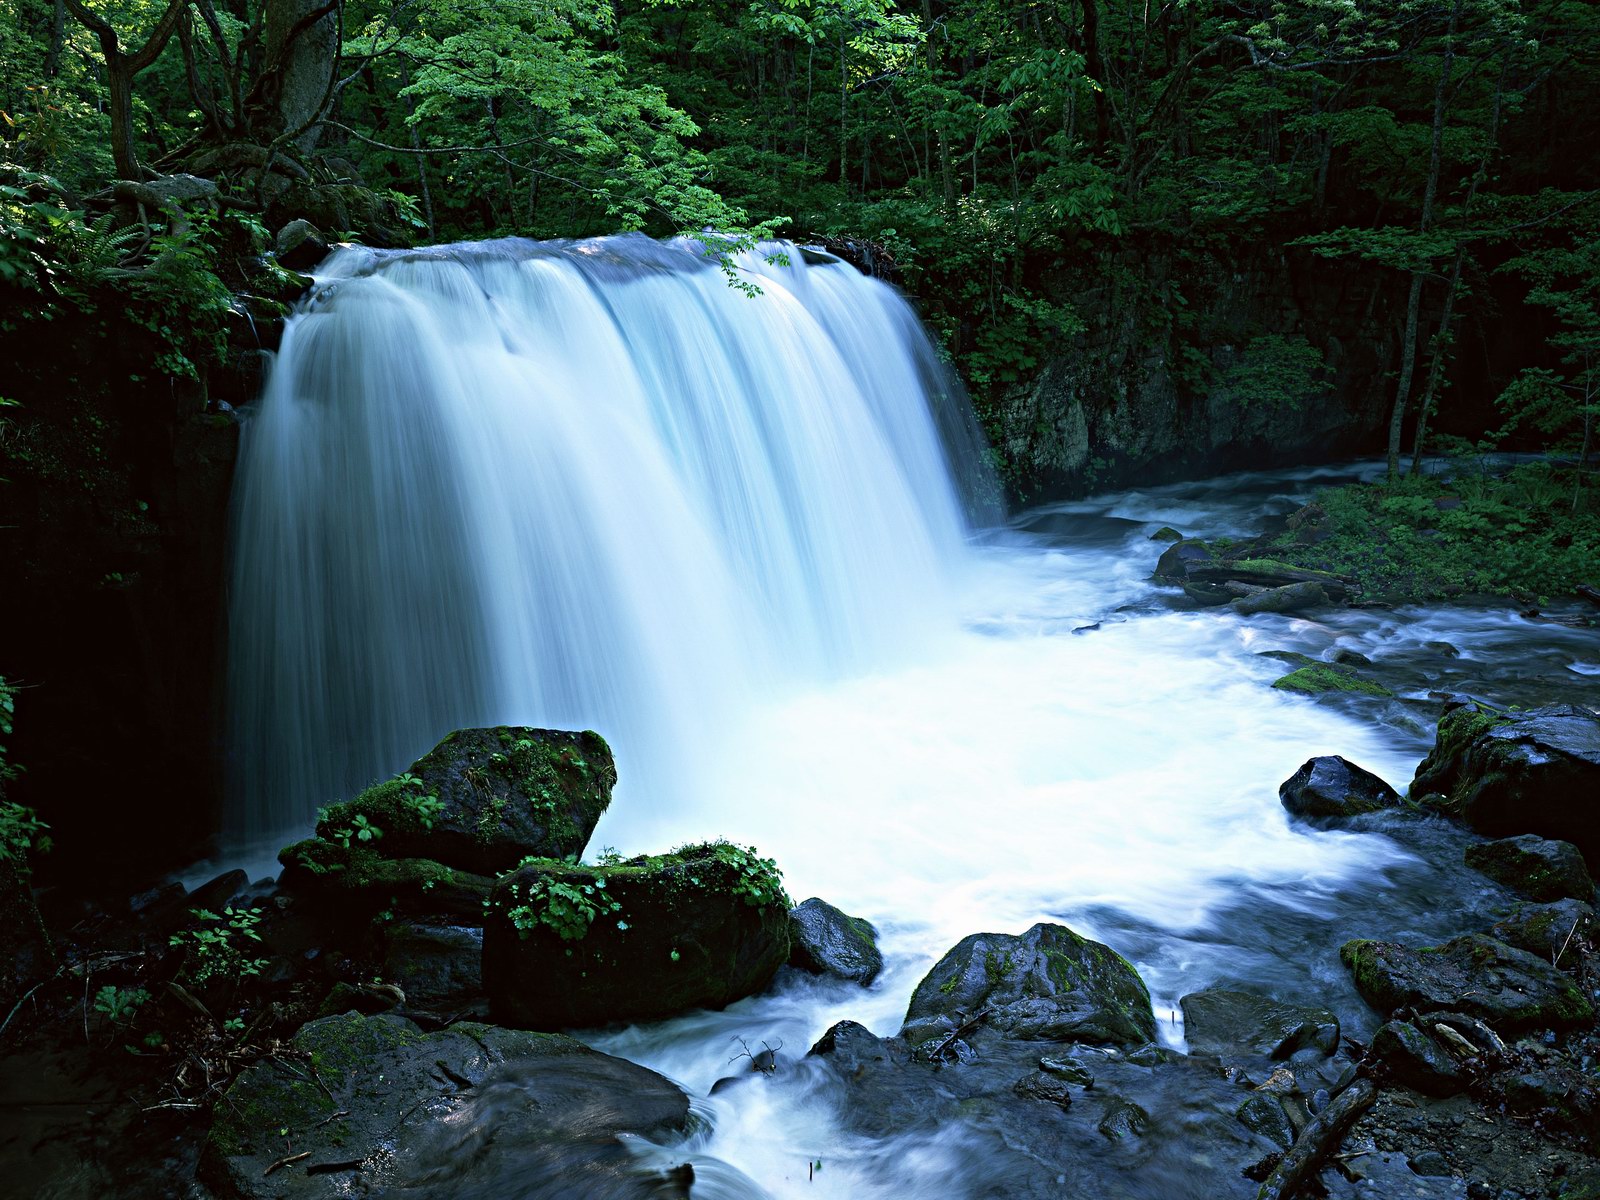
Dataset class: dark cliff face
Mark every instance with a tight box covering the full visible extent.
[2,323,261,883]
[995,248,1404,502]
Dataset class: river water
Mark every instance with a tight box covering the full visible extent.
[227,238,1599,1196]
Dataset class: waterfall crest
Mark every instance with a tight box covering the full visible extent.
[227,236,997,842]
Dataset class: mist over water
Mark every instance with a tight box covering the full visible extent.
[226,237,1595,1196]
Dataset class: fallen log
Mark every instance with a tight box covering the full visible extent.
[1256,1078,1376,1200]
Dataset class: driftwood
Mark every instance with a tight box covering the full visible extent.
[925,1009,990,1062]
[1255,1078,1376,1200]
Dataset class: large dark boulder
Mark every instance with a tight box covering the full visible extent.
[199,1012,691,1200]
[1341,934,1591,1033]
[1179,988,1339,1060]
[382,923,483,1012]
[1412,703,1600,862]
[314,727,614,877]
[788,897,883,985]
[483,842,790,1029]
[1279,756,1402,822]
[1464,834,1595,903]
[901,922,1155,1048]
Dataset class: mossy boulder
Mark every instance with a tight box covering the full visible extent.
[901,922,1155,1048]
[1279,755,1402,822]
[1178,988,1339,1060]
[788,897,883,985]
[314,727,614,877]
[381,923,484,1012]
[483,842,791,1029]
[199,1012,689,1199]
[1272,664,1394,698]
[1340,934,1592,1033]
[1230,580,1331,615]
[1413,704,1600,865]
[1492,899,1594,961]
[1465,834,1596,903]
[277,837,493,919]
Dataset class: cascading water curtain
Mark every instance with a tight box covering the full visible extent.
[225,236,998,846]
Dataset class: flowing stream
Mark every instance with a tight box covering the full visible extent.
[228,237,1599,1197]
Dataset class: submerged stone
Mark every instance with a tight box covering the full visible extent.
[788,897,883,985]
[483,841,790,1029]
[901,922,1156,1048]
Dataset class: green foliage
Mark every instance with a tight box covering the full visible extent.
[505,875,621,941]
[168,906,269,988]
[93,984,150,1023]
[1276,467,1600,602]
[1222,335,1330,411]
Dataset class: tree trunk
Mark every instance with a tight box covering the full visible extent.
[261,0,339,152]
[1385,0,1462,477]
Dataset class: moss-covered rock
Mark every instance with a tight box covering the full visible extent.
[901,922,1155,1048]
[483,841,791,1028]
[1492,899,1594,962]
[315,726,614,877]
[788,897,883,986]
[1230,580,1331,615]
[1465,834,1596,903]
[199,1012,689,1199]
[1413,703,1600,864]
[1279,755,1402,822]
[276,837,493,918]
[1340,934,1592,1033]
[1179,988,1339,1060]
[1271,665,1395,697]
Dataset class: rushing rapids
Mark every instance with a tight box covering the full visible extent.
[226,238,1600,1196]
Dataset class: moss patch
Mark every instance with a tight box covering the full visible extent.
[1272,665,1394,697]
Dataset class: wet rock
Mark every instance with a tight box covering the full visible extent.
[312,727,614,877]
[277,839,495,920]
[1154,539,1216,581]
[1279,756,1402,822]
[1491,898,1593,961]
[1370,1021,1468,1097]
[1412,703,1600,862]
[1230,581,1330,615]
[901,922,1156,1048]
[1097,1098,1150,1140]
[1409,1149,1452,1176]
[787,897,883,985]
[1330,648,1374,667]
[1463,834,1595,902]
[381,923,483,1012]
[274,218,329,272]
[1179,988,1340,1059]
[483,842,790,1029]
[1038,1054,1094,1087]
[200,1012,690,1200]
[1236,1093,1295,1149]
[1150,526,1184,542]
[1013,1071,1074,1108]
[1341,934,1591,1032]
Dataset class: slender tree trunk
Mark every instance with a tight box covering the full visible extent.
[1408,247,1465,472]
[1385,0,1461,477]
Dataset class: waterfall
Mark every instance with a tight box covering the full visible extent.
[226,235,998,845]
